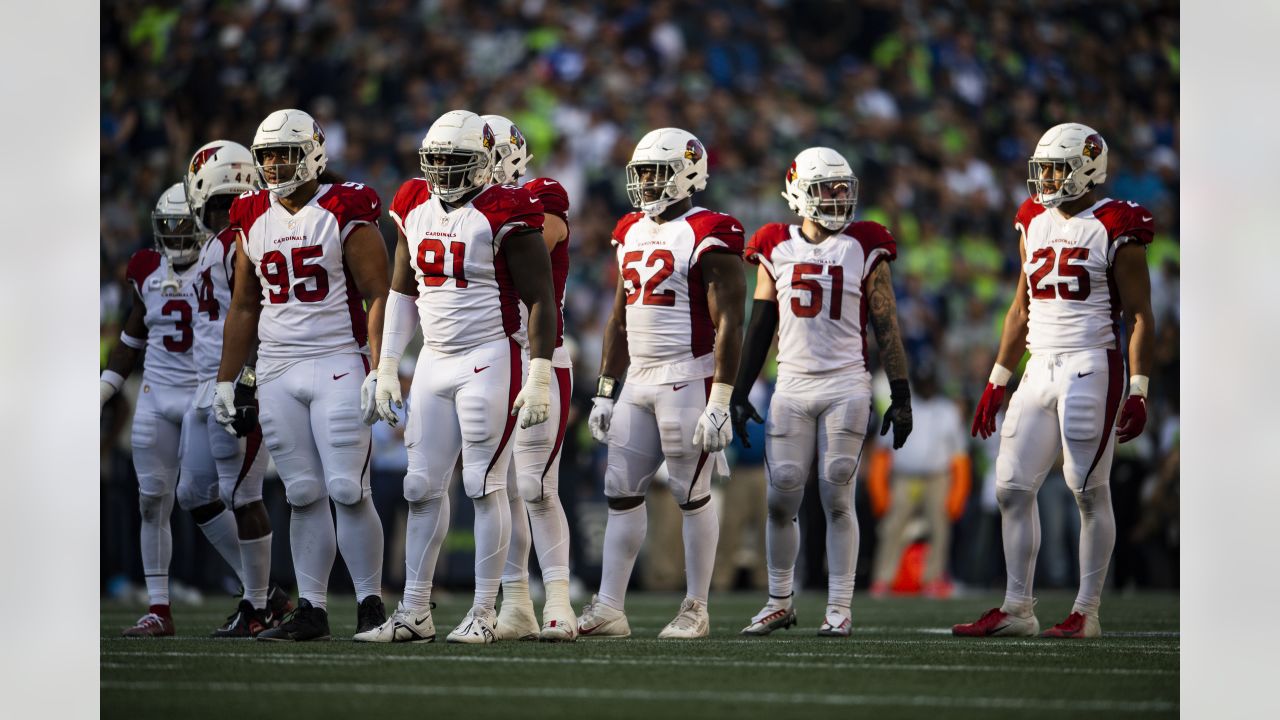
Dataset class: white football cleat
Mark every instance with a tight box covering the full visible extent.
[576,594,631,638]
[741,603,797,636]
[446,605,498,644]
[817,610,853,637]
[539,600,578,642]
[353,602,435,643]
[495,595,540,641]
[658,597,710,639]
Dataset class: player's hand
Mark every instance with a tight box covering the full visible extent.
[359,370,379,425]
[229,380,259,438]
[375,361,403,427]
[730,392,763,449]
[693,382,734,453]
[1116,395,1147,443]
[879,379,912,450]
[513,358,552,429]
[588,397,614,444]
[214,381,238,435]
[971,383,1005,439]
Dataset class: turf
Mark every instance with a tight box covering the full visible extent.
[101,590,1178,719]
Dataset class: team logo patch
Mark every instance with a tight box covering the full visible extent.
[189,145,222,174]
[509,123,526,149]
[1082,133,1104,160]
[684,139,704,164]
[482,123,495,151]
[312,120,326,145]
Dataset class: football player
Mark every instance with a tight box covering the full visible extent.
[480,114,579,642]
[734,147,913,638]
[217,109,390,641]
[357,110,557,645]
[100,184,203,637]
[578,128,747,639]
[954,124,1155,639]
[181,140,291,637]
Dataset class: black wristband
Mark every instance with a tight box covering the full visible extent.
[889,379,911,405]
[596,375,621,400]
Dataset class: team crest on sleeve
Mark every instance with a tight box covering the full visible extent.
[189,145,222,174]
[1082,133,1105,160]
[482,123,495,151]
[684,139,705,163]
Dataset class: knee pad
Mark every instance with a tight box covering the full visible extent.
[606,495,644,511]
[175,472,218,511]
[516,473,546,503]
[995,453,1026,490]
[403,471,445,503]
[1072,484,1111,515]
[458,395,495,443]
[137,492,172,523]
[327,476,364,506]
[1063,395,1102,442]
[996,485,1035,514]
[823,457,859,486]
[284,477,326,508]
[768,462,806,493]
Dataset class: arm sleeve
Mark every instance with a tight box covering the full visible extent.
[380,290,419,363]
[733,298,778,397]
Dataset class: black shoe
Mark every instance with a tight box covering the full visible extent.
[266,585,294,627]
[356,595,387,634]
[213,599,271,638]
[257,598,331,642]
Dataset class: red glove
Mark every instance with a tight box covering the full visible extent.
[971,383,1005,439]
[1116,395,1147,443]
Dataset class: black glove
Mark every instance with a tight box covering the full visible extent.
[730,392,764,449]
[230,380,259,438]
[879,379,913,449]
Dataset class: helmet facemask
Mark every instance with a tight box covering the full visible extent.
[420,148,491,203]
[797,176,858,231]
[626,161,686,216]
[152,211,201,266]
[1027,157,1090,208]
[252,143,312,198]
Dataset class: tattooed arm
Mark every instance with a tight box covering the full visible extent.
[867,261,913,448]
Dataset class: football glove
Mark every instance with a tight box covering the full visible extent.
[588,397,614,444]
[970,383,1005,439]
[879,379,912,450]
[730,391,763,449]
[693,382,733,453]
[228,380,259,438]
[213,381,238,435]
[1116,395,1147,443]
[375,360,403,427]
[359,370,378,425]
[512,358,552,429]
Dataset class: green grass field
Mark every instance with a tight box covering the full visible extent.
[102,590,1178,719]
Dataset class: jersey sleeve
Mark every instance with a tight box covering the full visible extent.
[1095,200,1155,264]
[525,178,569,222]
[332,183,382,242]
[1013,197,1046,237]
[849,221,898,280]
[743,223,789,278]
[689,212,746,264]
[389,178,431,237]
[610,212,645,248]
[125,249,161,301]
[476,185,545,247]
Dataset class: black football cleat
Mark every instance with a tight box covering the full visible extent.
[257,598,331,642]
[266,585,294,627]
[356,595,387,635]
[213,599,272,638]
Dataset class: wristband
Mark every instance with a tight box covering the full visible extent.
[989,364,1013,386]
[527,357,552,386]
[237,366,257,388]
[708,382,733,408]
[1129,375,1149,398]
[595,375,620,400]
[119,332,145,350]
[101,370,125,392]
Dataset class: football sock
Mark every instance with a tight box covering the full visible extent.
[543,578,572,616]
[290,498,336,612]
[528,495,571,584]
[196,509,244,585]
[1072,483,1115,617]
[681,500,719,605]
[238,533,272,610]
[334,496,385,603]
[403,494,449,613]
[598,502,647,612]
[819,479,859,610]
[503,488,531,583]
[997,485,1040,616]
[502,578,531,610]
[766,485,804,601]
[138,492,175,607]
[472,489,511,610]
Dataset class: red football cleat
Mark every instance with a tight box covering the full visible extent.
[1041,611,1101,639]
[952,607,1039,637]
[122,606,175,638]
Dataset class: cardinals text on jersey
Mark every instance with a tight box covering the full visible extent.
[229,182,381,381]
[1015,197,1154,353]
[389,179,545,354]
[126,248,199,387]
[744,221,897,378]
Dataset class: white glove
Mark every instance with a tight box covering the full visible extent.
[100,370,124,411]
[359,370,378,425]
[213,381,238,436]
[692,382,734,453]
[588,397,614,444]
[375,358,403,426]
[512,358,552,429]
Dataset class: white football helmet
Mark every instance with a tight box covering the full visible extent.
[626,128,708,217]
[1027,123,1108,208]
[782,147,859,231]
[152,183,200,266]
[481,114,532,185]
[251,109,328,198]
[185,140,256,236]
[419,110,495,202]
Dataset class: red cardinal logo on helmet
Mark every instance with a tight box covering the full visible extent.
[312,121,326,145]
[509,124,526,150]
[786,161,797,183]
[684,139,704,164]
[482,123,495,151]
[1082,133,1105,160]
[189,146,223,175]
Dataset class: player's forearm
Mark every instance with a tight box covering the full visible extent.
[868,265,909,382]
[365,295,386,368]
[993,302,1029,371]
[599,312,630,378]
[105,343,140,379]
[712,306,743,386]
[735,299,777,392]
[526,290,556,361]
[217,306,259,382]
[1127,310,1155,378]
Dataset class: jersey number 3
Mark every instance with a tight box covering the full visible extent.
[1029,247,1091,300]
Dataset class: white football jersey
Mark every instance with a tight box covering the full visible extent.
[126,249,199,387]
[191,226,237,381]
[745,221,897,380]
[390,179,545,354]
[611,207,745,380]
[1015,196,1154,353]
[230,183,381,381]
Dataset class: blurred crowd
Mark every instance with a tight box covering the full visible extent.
[101,0,1180,600]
